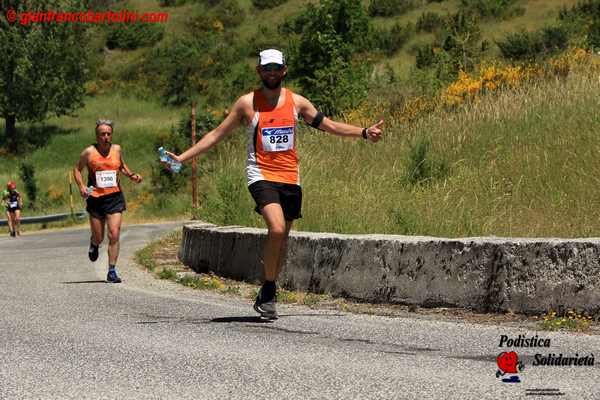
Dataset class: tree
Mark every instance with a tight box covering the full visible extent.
[0,0,89,153]
[287,0,373,115]
[443,12,482,72]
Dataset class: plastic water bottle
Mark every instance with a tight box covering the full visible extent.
[158,147,181,173]
[86,186,94,196]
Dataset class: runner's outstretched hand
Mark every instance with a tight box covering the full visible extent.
[365,119,384,143]
[164,150,181,162]
[161,150,182,172]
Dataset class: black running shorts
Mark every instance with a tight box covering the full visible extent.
[86,191,126,219]
[248,180,302,221]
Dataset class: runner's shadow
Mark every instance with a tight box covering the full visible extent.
[210,313,345,323]
[61,280,107,284]
[210,316,273,323]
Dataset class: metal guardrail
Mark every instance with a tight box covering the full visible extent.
[0,211,87,226]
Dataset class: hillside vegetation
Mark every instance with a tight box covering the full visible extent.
[1,0,600,237]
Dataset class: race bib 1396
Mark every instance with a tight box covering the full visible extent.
[95,170,117,188]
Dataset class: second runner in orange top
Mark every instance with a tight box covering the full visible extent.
[87,144,122,197]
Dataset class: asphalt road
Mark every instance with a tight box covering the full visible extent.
[0,223,598,400]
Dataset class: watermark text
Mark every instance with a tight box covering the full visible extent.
[5,9,169,25]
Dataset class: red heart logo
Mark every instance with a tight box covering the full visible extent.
[497,351,519,374]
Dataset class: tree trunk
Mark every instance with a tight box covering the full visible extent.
[5,114,17,154]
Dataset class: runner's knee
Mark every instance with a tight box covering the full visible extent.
[268,224,287,239]
[107,228,120,243]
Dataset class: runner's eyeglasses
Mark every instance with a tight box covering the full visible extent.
[261,64,284,72]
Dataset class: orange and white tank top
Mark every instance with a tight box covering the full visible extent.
[246,88,300,186]
[87,145,122,197]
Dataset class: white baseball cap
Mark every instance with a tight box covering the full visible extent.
[258,49,285,66]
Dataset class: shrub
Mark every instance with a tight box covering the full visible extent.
[413,11,483,83]
[404,137,448,185]
[541,26,570,53]
[105,23,164,50]
[150,127,190,195]
[290,0,373,115]
[559,0,600,22]
[19,162,37,208]
[251,0,288,9]
[496,31,544,61]
[176,106,219,141]
[247,24,285,57]
[215,0,245,28]
[558,1,600,40]
[414,46,458,87]
[142,27,246,105]
[278,10,311,35]
[460,0,523,20]
[415,43,437,69]
[82,0,116,8]
[158,268,178,280]
[200,0,225,6]
[390,208,419,234]
[438,12,483,72]
[417,11,443,32]
[368,0,414,17]
[407,67,446,97]
[302,58,370,116]
[143,36,211,105]
[589,20,600,48]
[375,22,414,55]
[210,169,248,225]
[223,62,260,95]
[413,13,484,76]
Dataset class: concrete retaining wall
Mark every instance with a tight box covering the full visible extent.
[179,223,600,315]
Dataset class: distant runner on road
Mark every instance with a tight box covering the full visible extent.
[73,119,143,283]
[2,181,23,237]
[163,49,383,319]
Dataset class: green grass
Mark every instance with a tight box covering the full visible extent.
[135,242,159,272]
[158,267,178,280]
[538,310,594,332]
[178,274,224,290]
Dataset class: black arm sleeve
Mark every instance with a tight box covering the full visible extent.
[309,112,325,129]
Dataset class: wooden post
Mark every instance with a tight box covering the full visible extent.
[191,102,198,209]
[68,172,74,217]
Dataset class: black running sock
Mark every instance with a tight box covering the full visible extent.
[109,264,116,272]
[263,280,276,300]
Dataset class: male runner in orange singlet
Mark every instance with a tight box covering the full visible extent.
[165,49,383,318]
[73,120,143,283]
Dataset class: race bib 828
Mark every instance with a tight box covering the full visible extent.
[261,126,294,152]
